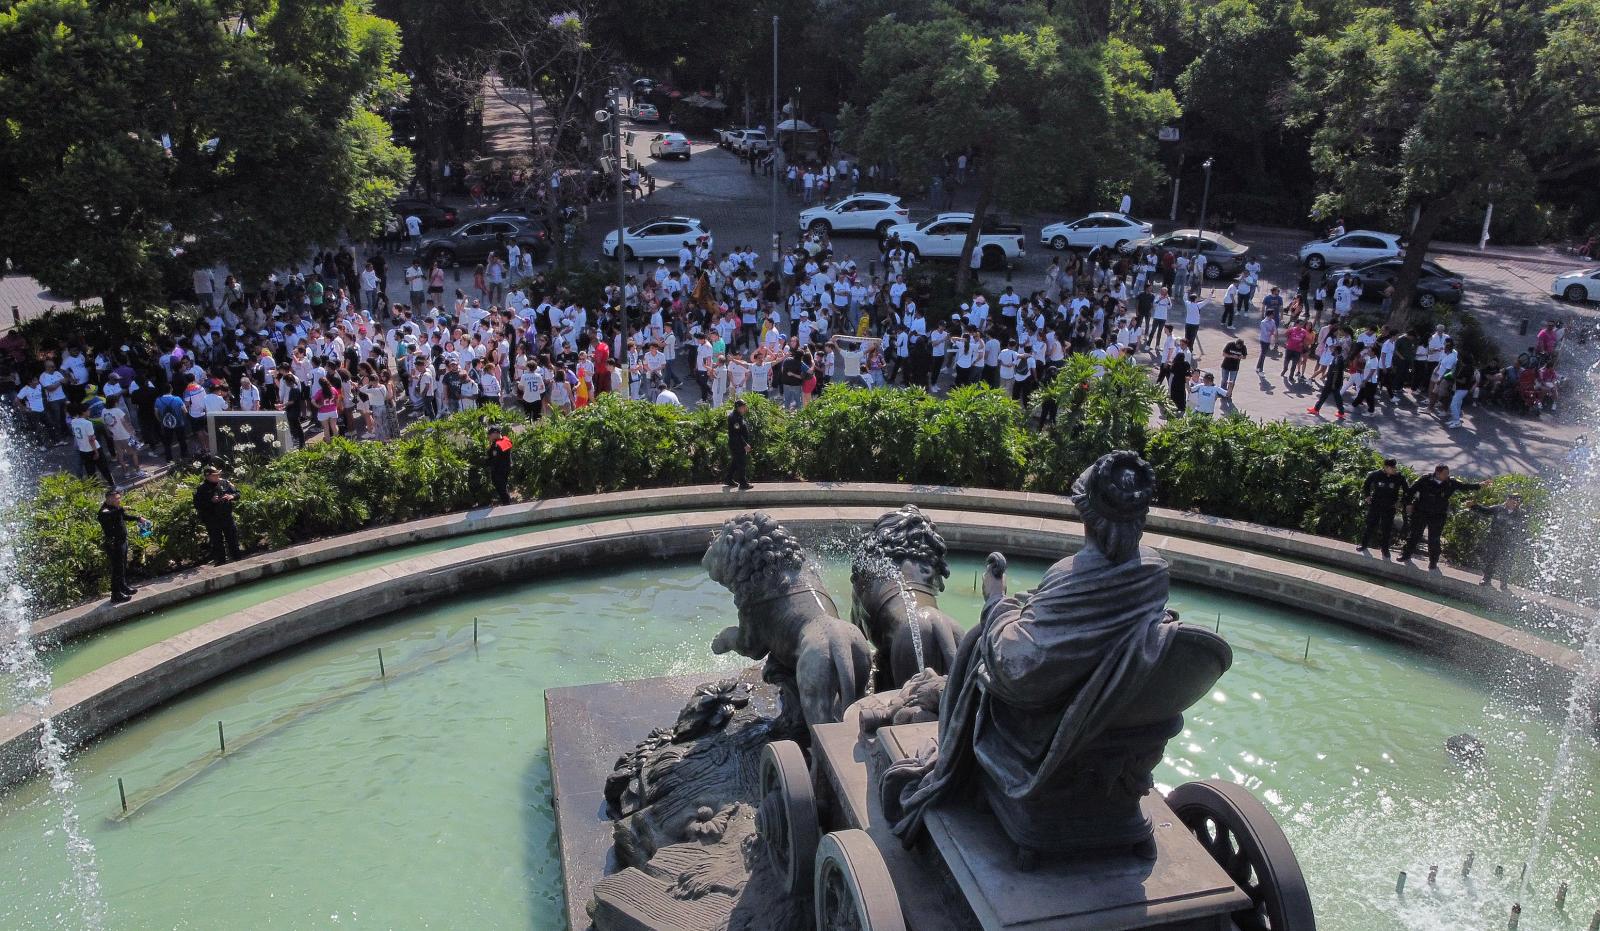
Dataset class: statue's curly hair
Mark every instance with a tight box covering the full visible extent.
[704,511,810,591]
[1072,450,1156,564]
[851,505,951,583]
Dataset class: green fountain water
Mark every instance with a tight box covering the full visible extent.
[1,555,1596,930]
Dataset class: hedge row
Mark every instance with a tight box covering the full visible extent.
[13,361,1537,611]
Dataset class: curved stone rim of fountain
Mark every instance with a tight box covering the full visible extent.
[20,483,1583,649]
[0,502,1582,791]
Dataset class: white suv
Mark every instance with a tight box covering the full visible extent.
[798,193,910,237]
[1040,212,1152,251]
[602,216,712,260]
[1298,231,1403,269]
[882,212,1026,268]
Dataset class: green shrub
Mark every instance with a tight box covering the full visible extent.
[912,384,1029,488]
[787,386,931,482]
[17,303,202,350]
[515,394,699,498]
[1441,474,1547,571]
[1029,356,1169,494]
[1143,414,1385,539]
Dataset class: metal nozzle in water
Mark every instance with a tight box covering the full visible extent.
[1587,907,1599,931]
[1509,903,1522,930]
[1395,871,1407,896]
[1463,851,1475,877]
[1495,865,1506,879]
[1427,865,1438,885]
[1556,881,1568,911]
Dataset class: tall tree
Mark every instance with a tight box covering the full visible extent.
[1291,0,1600,327]
[845,13,1176,292]
[0,0,410,328]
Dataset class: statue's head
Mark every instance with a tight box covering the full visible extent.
[1072,451,1156,565]
[702,511,810,596]
[852,505,951,591]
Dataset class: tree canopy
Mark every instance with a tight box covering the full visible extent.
[0,0,411,323]
[843,10,1176,289]
[1291,0,1600,323]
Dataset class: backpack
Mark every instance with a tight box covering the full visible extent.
[161,406,181,430]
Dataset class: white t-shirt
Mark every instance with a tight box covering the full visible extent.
[17,384,44,412]
[70,416,98,452]
[103,405,132,441]
[1189,384,1226,414]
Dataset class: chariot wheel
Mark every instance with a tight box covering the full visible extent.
[1168,780,1316,931]
[758,740,820,896]
[813,829,906,931]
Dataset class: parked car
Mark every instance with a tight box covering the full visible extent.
[630,103,659,122]
[798,193,910,237]
[414,215,550,267]
[392,198,458,231]
[1297,230,1404,270]
[1326,257,1465,308]
[1123,229,1250,280]
[732,130,773,155]
[1552,267,1600,303]
[648,132,692,160]
[1039,212,1152,251]
[632,78,656,97]
[715,126,752,148]
[882,212,1026,269]
[601,216,713,260]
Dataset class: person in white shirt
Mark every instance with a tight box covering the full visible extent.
[1255,314,1277,373]
[1183,293,1207,355]
[1187,371,1229,416]
[69,406,114,484]
[237,377,262,412]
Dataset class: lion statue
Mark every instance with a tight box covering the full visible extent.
[851,505,966,692]
[702,512,872,729]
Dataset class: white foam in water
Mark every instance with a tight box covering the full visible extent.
[0,413,105,929]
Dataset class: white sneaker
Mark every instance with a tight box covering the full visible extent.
[1446,420,1462,428]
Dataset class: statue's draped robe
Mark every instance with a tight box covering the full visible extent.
[886,544,1178,842]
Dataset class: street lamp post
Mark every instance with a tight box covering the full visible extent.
[771,15,780,274]
[610,86,629,388]
[1192,157,1214,291]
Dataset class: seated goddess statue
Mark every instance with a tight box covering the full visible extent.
[883,451,1232,860]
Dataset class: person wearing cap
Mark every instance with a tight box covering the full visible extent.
[99,488,149,604]
[1358,458,1409,558]
[1469,493,1527,587]
[486,426,513,506]
[193,466,242,565]
[723,399,753,491]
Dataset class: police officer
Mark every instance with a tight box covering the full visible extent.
[487,425,513,506]
[1470,493,1527,587]
[1398,464,1481,570]
[1358,458,1409,558]
[192,466,242,565]
[723,400,752,491]
[98,488,148,604]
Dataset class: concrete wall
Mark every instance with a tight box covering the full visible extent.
[27,483,1582,648]
[0,505,1580,790]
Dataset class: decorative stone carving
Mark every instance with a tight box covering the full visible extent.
[850,505,966,691]
[702,512,872,728]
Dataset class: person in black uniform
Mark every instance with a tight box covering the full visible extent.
[1470,493,1527,587]
[487,425,513,505]
[193,466,242,565]
[724,400,753,490]
[1358,458,1409,558]
[1399,464,1481,570]
[1309,345,1347,419]
[98,488,147,604]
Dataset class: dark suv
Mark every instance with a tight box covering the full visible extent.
[392,197,458,231]
[414,215,550,267]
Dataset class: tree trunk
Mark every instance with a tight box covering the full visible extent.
[101,291,126,338]
[954,170,996,295]
[1385,198,1451,332]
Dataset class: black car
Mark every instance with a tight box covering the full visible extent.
[1325,258,1465,308]
[414,215,550,267]
[392,198,458,231]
